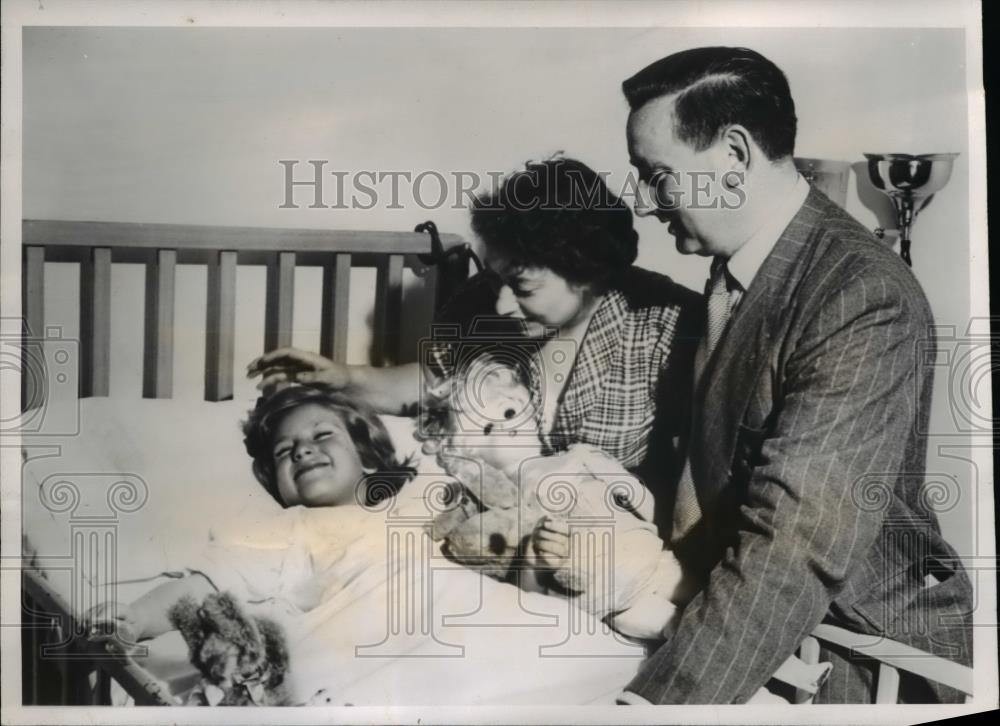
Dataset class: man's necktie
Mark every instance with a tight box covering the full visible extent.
[705,256,733,354]
[673,257,737,541]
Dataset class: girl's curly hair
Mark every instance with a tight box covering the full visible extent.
[242,384,416,507]
[470,156,638,291]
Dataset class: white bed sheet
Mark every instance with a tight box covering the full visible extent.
[21,397,646,705]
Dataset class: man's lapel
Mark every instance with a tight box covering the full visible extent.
[690,188,829,509]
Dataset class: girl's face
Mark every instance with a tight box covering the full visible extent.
[272,403,368,508]
[486,254,596,337]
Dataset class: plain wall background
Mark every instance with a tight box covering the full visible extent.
[23,27,978,556]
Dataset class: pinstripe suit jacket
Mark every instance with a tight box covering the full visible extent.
[627,187,973,704]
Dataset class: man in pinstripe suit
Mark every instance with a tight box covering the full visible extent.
[618,47,972,703]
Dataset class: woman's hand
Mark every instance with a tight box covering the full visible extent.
[246,348,351,393]
[83,601,143,652]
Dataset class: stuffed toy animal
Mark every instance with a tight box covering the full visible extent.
[429,450,546,581]
[423,357,608,592]
[168,591,291,706]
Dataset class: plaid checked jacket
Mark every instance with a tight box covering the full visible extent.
[626,187,973,704]
[436,266,702,481]
[535,266,700,473]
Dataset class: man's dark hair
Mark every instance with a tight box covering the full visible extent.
[622,46,797,161]
[470,156,638,291]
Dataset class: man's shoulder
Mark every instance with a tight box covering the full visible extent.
[795,192,931,310]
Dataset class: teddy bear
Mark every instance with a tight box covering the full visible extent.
[423,357,616,593]
[167,591,291,706]
[429,450,548,582]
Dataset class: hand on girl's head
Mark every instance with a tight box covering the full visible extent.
[246,347,350,393]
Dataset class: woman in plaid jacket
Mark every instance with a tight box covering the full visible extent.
[249,157,700,489]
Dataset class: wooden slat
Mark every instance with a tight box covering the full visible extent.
[264,251,295,351]
[795,634,822,704]
[23,218,449,256]
[811,623,973,695]
[876,662,901,704]
[142,249,176,398]
[95,669,112,704]
[22,246,46,412]
[372,254,404,366]
[79,247,112,397]
[204,251,237,401]
[24,601,41,703]
[320,253,351,363]
[22,246,45,336]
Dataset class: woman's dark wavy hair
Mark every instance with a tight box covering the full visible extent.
[242,384,416,508]
[470,156,638,291]
[622,46,797,161]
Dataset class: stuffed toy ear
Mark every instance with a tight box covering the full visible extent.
[255,617,290,688]
[168,595,206,656]
[429,491,479,541]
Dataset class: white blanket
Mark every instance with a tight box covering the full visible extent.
[20,397,646,705]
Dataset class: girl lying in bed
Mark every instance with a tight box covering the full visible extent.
[85,384,651,704]
[85,379,828,704]
[83,386,421,702]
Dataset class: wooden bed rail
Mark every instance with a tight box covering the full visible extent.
[22,569,175,706]
[22,219,469,406]
[796,624,973,703]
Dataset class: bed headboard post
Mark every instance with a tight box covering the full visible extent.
[22,245,46,412]
[79,247,112,397]
[319,253,351,363]
[264,251,296,352]
[372,254,405,367]
[205,250,238,402]
[142,249,177,399]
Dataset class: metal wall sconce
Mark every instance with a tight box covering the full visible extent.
[863,153,958,266]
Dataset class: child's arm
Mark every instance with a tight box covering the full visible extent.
[532,508,681,620]
[130,573,216,638]
[86,573,215,645]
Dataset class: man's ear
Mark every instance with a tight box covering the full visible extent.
[719,124,752,175]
